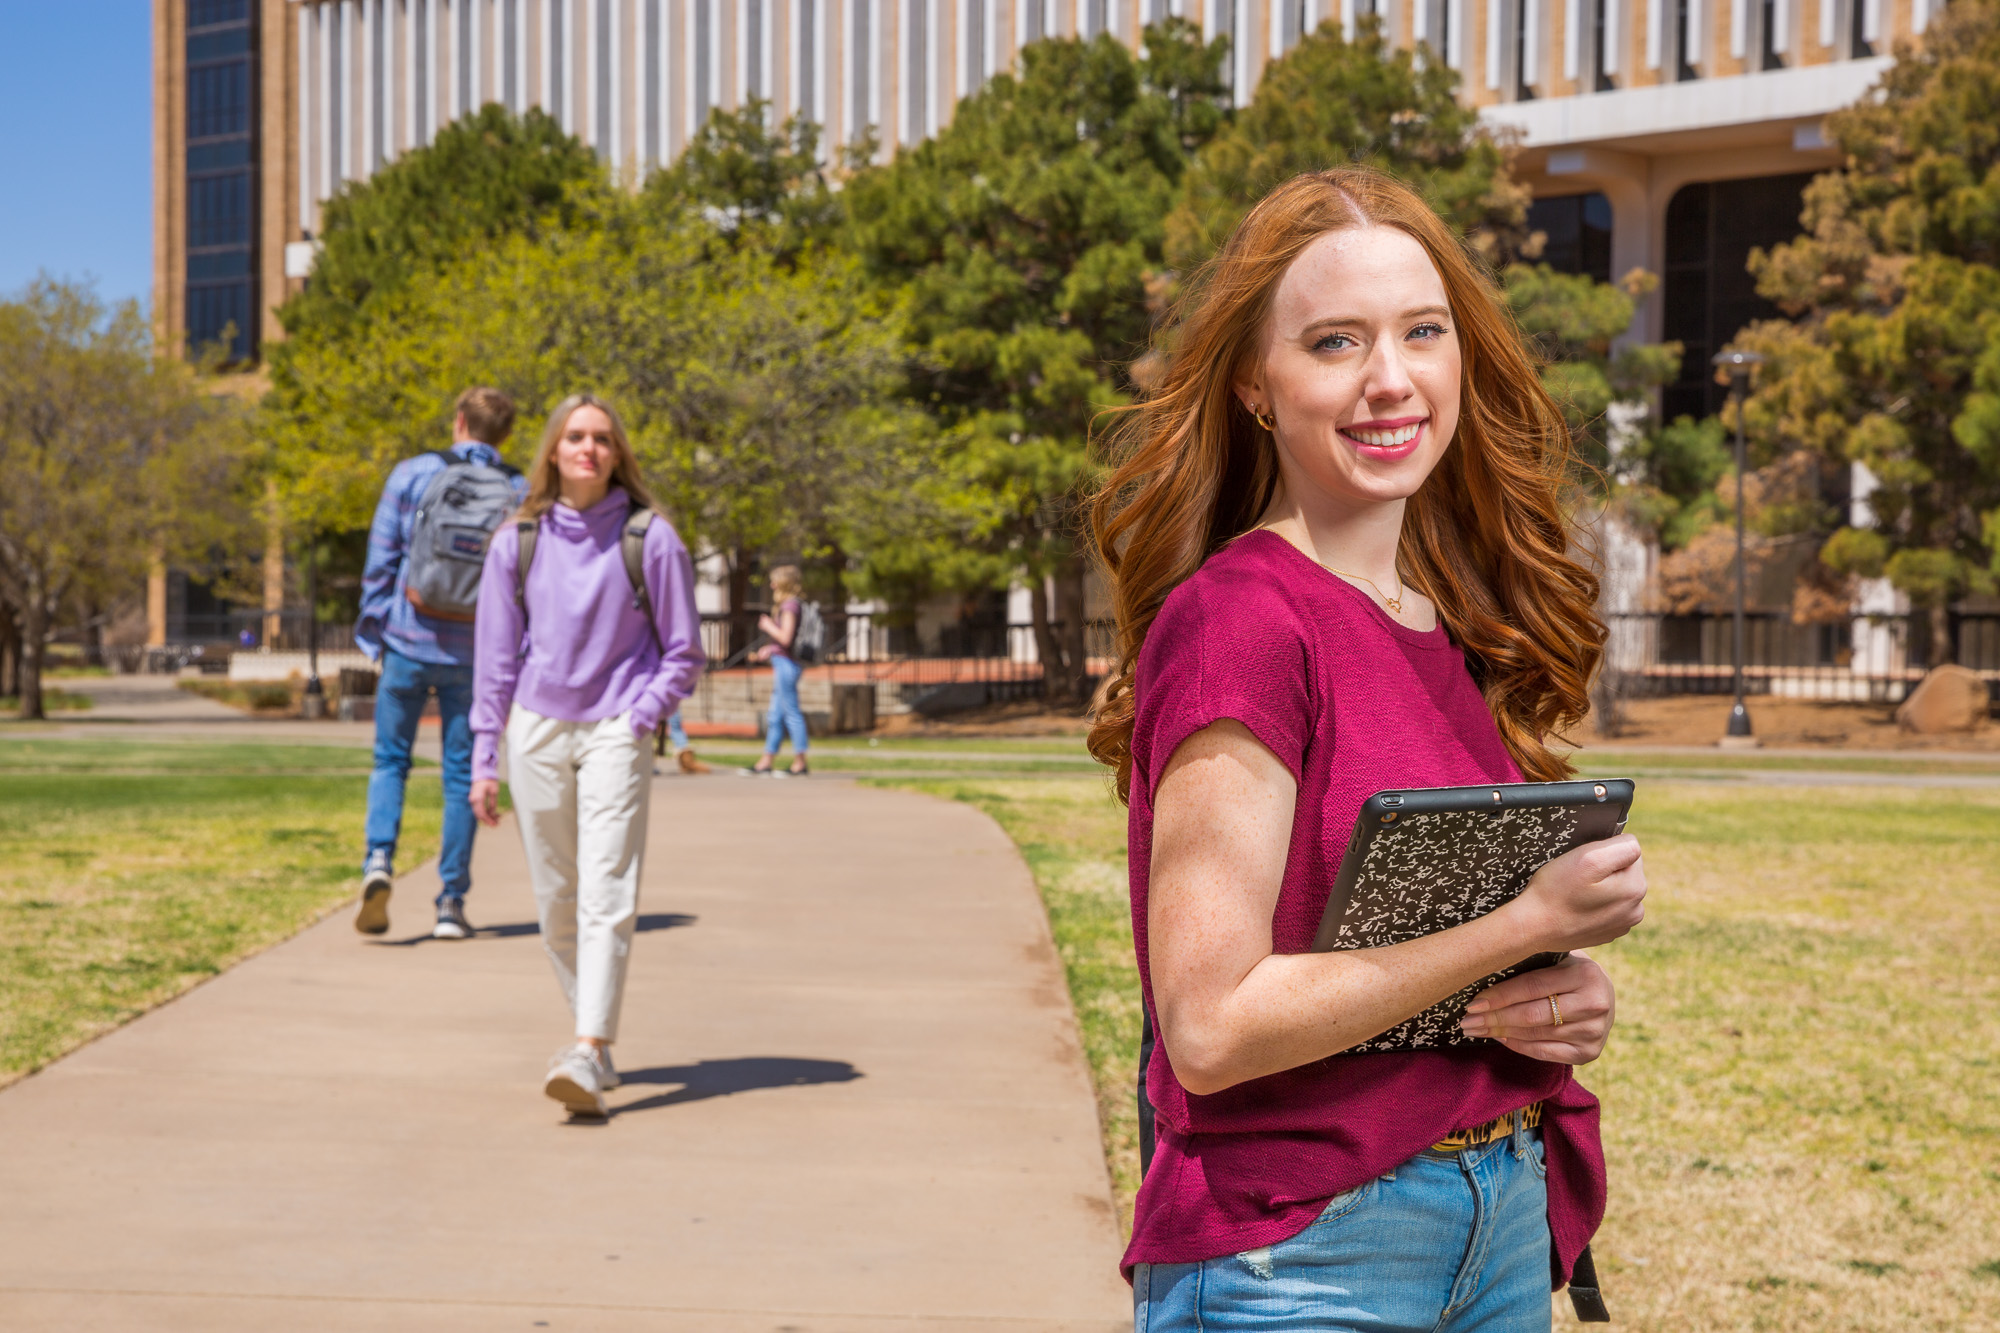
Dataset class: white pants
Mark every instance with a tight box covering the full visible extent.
[505,706,652,1042]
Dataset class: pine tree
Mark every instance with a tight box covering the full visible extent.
[1739,0,2000,663]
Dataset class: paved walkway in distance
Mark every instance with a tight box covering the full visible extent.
[0,778,1130,1332]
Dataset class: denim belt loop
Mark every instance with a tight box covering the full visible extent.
[1510,1108,1530,1159]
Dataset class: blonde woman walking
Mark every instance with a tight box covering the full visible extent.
[470,394,705,1117]
[746,565,809,777]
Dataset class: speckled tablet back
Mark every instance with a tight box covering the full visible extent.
[1312,780,1634,1054]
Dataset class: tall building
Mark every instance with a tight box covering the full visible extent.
[152,0,1925,374]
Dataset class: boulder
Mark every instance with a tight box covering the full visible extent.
[1894,665,1993,734]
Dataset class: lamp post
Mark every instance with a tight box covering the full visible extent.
[301,526,326,720]
[1712,349,1764,746]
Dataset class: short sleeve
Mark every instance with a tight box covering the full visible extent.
[1130,579,1315,804]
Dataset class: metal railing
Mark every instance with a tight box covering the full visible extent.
[694,611,1117,708]
[1602,611,2000,703]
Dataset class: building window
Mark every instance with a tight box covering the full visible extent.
[691,0,714,130]
[1661,173,1812,422]
[853,0,877,141]
[1674,0,1698,79]
[796,0,822,125]
[185,0,258,362]
[1527,193,1612,284]
[905,0,928,141]
[1592,0,1616,88]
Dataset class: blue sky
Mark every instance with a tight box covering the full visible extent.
[0,3,153,309]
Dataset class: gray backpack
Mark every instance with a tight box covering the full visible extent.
[403,451,522,622]
[792,600,825,664]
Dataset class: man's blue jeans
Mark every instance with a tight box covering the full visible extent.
[1134,1122,1552,1332]
[365,648,476,904]
[764,654,809,756]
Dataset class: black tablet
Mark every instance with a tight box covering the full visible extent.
[1309,778,1635,1053]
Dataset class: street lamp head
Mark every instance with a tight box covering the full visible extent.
[1711,348,1766,393]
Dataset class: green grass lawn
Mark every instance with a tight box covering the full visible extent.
[0,736,441,1084]
[878,774,2000,1333]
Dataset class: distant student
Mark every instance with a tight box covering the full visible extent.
[354,387,524,940]
[745,565,809,777]
[665,708,711,774]
[470,393,705,1117]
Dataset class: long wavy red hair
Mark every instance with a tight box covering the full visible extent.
[1087,168,1603,801]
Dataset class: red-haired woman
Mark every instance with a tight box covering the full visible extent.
[1090,168,1647,1330]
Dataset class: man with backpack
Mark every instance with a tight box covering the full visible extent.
[353,387,526,940]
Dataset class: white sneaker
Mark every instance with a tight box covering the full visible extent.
[594,1044,621,1091]
[544,1043,608,1117]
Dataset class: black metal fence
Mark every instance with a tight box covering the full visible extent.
[695,611,1117,708]
[1603,611,2000,703]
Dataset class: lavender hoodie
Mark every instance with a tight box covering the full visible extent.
[470,488,706,782]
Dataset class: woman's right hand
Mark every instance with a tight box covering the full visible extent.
[469,779,502,828]
[1507,834,1647,954]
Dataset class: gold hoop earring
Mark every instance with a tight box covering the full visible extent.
[1251,406,1277,432]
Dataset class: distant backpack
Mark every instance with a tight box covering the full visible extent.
[514,503,664,653]
[403,451,522,622]
[791,599,826,664]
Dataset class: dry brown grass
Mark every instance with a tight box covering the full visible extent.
[892,774,2000,1331]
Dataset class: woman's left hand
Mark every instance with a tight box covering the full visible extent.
[1459,952,1614,1065]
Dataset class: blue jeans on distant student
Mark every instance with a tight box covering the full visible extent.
[364,648,476,904]
[1134,1122,1551,1333]
[764,653,809,756]
[666,709,689,752]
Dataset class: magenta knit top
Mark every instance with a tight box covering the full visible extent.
[1123,529,1606,1282]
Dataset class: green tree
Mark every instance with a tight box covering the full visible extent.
[267,193,923,656]
[843,21,1231,701]
[278,104,605,341]
[1167,17,1529,270]
[264,107,611,533]
[1739,0,2000,663]
[0,279,256,718]
[643,97,843,257]
[1505,263,1681,480]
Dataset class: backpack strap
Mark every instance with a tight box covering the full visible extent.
[513,517,538,631]
[622,507,665,655]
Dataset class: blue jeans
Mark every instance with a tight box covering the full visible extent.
[365,648,476,903]
[666,709,689,752]
[1134,1124,1551,1333]
[764,655,808,756]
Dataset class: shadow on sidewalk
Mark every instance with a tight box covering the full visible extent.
[373,912,698,947]
[600,1057,864,1119]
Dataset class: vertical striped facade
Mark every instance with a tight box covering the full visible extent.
[289,0,1226,237]
[155,0,1937,363]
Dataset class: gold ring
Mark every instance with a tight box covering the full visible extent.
[1548,994,1564,1027]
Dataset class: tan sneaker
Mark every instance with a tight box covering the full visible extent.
[354,851,393,935]
[676,748,712,775]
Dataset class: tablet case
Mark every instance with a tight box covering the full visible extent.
[1311,779,1634,1053]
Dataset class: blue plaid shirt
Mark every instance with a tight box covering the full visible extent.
[354,441,526,667]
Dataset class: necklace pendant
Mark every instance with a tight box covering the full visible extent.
[1384,596,1403,613]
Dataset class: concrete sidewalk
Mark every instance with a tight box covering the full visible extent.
[0,779,1130,1331]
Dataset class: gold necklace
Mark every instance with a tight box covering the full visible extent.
[1316,560,1405,613]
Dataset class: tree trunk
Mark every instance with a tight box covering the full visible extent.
[1052,554,1090,706]
[1930,603,1955,668]
[728,548,755,664]
[0,600,18,699]
[17,580,48,722]
[826,544,850,661]
[1029,577,1064,701]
